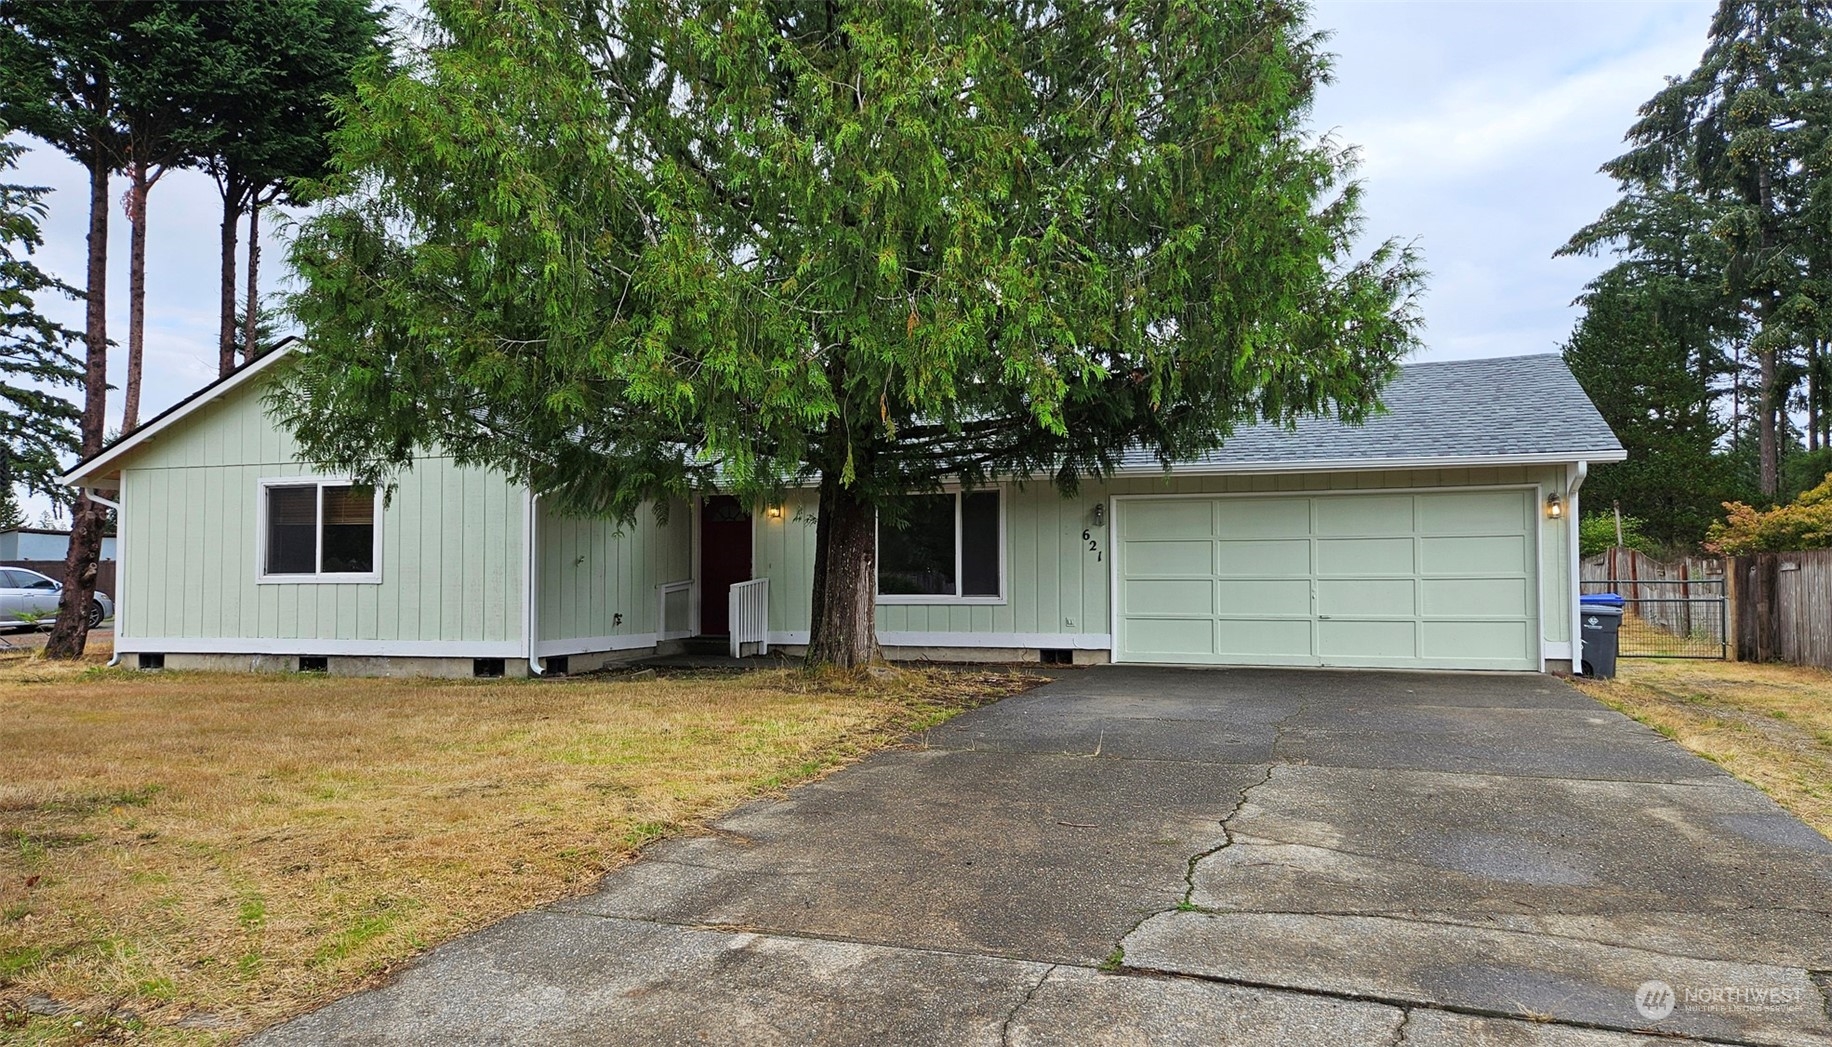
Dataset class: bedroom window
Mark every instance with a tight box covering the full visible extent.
[877,490,1002,602]
[261,480,379,581]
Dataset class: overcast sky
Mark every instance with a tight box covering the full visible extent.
[8,0,1717,515]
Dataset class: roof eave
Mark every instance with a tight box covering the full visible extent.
[1107,449,1628,478]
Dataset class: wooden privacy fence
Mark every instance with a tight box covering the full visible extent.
[1731,549,1832,668]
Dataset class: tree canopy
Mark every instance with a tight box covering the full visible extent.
[0,139,82,502]
[1566,0,1832,532]
[281,0,1424,666]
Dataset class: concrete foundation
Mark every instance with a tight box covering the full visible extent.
[773,644,1112,666]
[155,652,530,679]
[543,648,654,675]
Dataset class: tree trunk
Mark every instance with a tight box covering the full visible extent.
[243,193,260,357]
[1810,340,1820,454]
[46,148,112,659]
[804,471,880,669]
[123,159,150,431]
[1758,344,1778,498]
[218,167,242,377]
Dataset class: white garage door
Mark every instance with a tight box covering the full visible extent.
[1114,491,1539,670]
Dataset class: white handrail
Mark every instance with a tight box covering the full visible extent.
[728,578,770,659]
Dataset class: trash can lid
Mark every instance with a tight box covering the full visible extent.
[1581,605,1624,619]
[1581,593,1625,608]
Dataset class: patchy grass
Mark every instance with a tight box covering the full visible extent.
[0,649,1034,1044]
[1573,658,1832,838]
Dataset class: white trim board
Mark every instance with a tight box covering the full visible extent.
[112,636,525,658]
[535,633,660,658]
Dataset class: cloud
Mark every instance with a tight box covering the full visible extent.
[1308,0,1715,363]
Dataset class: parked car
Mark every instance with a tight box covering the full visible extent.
[0,568,112,629]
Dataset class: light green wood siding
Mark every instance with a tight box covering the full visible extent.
[753,466,1572,651]
[535,499,692,643]
[119,379,524,645]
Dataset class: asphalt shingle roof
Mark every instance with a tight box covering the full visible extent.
[1120,353,1623,472]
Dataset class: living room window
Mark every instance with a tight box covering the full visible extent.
[877,490,1003,602]
[260,480,380,582]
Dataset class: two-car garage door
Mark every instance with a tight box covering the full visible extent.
[1114,490,1539,670]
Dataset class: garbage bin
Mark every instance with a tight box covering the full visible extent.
[1579,601,1623,679]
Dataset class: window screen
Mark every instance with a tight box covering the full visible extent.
[876,491,1001,598]
[320,485,376,573]
[264,483,376,576]
[265,485,318,575]
[877,494,957,596]
[960,491,1000,597]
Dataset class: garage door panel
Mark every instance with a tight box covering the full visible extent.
[1124,579,1213,616]
[1420,535,1528,575]
[1124,499,1214,539]
[1416,490,1531,535]
[1117,491,1537,671]
[1216,498,1310,537]
[1317,537,1415,576]
[1217,619,1313,661]
[1314,494,1413,536]
[1216,539,1310,576]
[1318,578,1415,617]
[1124,618,1217,657]
[1422,577,1530,617]
[1217,578,1311,616]
[1125,540,1214,576]
[1318,619,1417,660]
[1422,620,1531,662]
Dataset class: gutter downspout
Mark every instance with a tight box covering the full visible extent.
[83,487,124,667]
[1567,461,1589,675]
[525,489,543,677]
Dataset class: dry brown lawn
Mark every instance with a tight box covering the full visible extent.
[0,644,1033,1045]
[1574,658,1832,838]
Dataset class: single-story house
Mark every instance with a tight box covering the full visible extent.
[59,346,1624,677]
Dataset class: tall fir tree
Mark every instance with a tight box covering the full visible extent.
[0,139,83,510]
[194,0,390,376]
[280,0,1423,668]
[0,0,132,656]
[1606,0,1832,497]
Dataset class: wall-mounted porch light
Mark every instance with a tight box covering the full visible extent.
[766,504,783,520]
[1091,504,1105,527]
[1545,494,1563,520]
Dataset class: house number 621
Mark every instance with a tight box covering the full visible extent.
[1083,529,1103,562]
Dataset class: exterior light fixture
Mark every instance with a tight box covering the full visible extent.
[1091,504,1105,527]
[1545,494,1563,520]
[767,504,783,520]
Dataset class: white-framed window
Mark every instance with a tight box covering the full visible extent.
[258,478,381,583]
[876,489,1004,603]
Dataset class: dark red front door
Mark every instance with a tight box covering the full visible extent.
[700,496,752,636]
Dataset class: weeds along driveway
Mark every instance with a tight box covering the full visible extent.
[260,668,1832,1047]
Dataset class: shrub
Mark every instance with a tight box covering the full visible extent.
[1579,512,1658,558]
[1705,473,1832,554]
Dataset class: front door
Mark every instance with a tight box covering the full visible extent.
[700,496,753,636]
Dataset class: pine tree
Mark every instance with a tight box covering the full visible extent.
[0,140,83,507]
[1608,0,1832,497]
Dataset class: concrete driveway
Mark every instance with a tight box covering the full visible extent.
[259,668,1832,1046]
